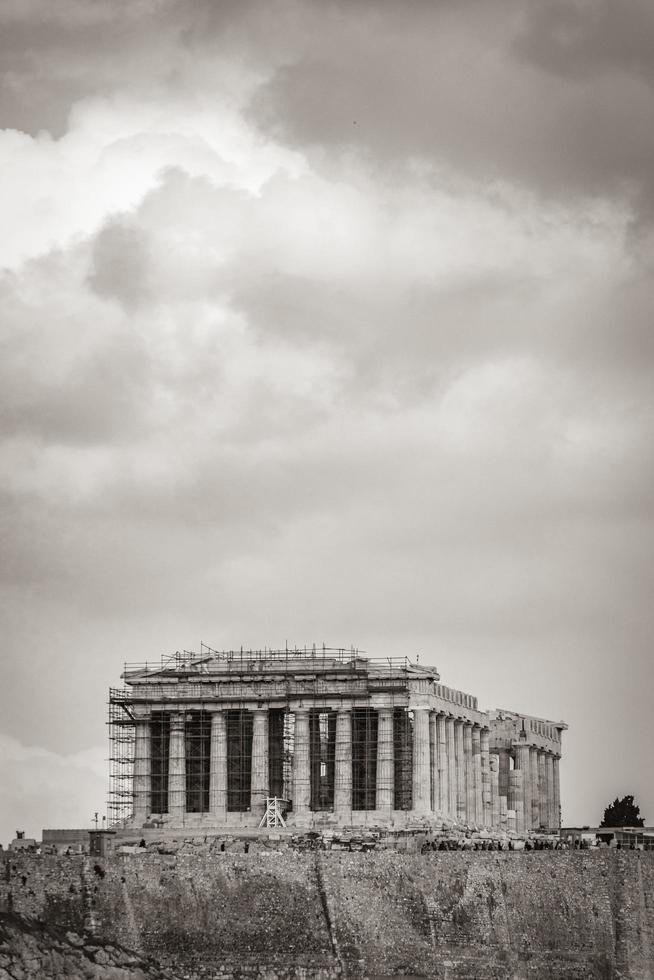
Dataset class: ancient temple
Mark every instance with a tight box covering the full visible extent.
[108,646,566,833]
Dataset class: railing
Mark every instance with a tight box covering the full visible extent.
[121,646,426,679]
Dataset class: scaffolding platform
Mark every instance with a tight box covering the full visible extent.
[259,797,288,828]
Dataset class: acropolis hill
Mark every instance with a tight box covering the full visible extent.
[2,646,654,980]
[109,645,566,834]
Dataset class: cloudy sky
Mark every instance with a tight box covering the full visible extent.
[2,0,653,845]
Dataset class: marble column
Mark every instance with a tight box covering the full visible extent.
[546,753,555,829]
[334,708,352,817]
[490,753,500,827]
[436,713,448,815]
[530,747,540,829]
[376,707,394,812]
[553,755,561,828]
[429,712,438,812]
[472,725,483,826]
[168,713,186,822]
[514,743,531,834]
[250,708,269,816]
[455,720,466,823]
[309,712,322,812]
[538,751,547,829]
[480,728,491,827]
[464,723,475,825]
[498,749,511,801]
[293,710,311,817]
[552,755,561,830]
[500,793,508,831]
[508,768,524,833]
[446,717,457,820]
[209,711,227,819]
[133,718,151,825]
[412,707,431,813]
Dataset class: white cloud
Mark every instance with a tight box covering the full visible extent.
[0,91,305,270]
[0,733,106,847]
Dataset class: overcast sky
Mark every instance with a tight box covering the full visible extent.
[1,0,653,845]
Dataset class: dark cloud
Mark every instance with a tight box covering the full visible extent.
[249,0,654,215]
[0,1,159,135]
[0,0,277,136]
[514,0,654,81]
[7,0,653,217]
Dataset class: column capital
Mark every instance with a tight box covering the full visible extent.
[133,708,152,722]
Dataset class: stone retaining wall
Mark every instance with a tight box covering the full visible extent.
[1,849,653,978]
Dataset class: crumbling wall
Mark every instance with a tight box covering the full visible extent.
[1,849,653,979]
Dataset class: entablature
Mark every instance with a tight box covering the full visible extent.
[128,691,488,724]
[488,707,566,754]
[126,676,382,702]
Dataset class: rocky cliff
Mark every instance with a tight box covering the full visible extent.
[0,910,170,979]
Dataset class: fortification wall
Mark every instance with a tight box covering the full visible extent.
[1,849,653,978]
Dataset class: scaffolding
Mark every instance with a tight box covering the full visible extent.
[107,645,423,828]
[107,689,136,828]
[259,797,287,828]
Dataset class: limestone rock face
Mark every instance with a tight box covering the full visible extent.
[0,912,170,980]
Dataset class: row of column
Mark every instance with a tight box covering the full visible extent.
[512,743,561,832]
[132,708,561,830]
[133,711,232,824]
[428,718,561,832]
[432,714,486,827]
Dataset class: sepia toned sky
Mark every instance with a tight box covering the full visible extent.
[1,0,653,845]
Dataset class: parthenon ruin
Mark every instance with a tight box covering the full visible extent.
[108,646,566,833]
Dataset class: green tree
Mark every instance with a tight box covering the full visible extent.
[600,795,645,828]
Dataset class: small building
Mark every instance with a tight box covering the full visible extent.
[560,826,654,850]
[597,827,654,850]
[42,829,91,854]
[8,831,37,852]
[89,829,116,857]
